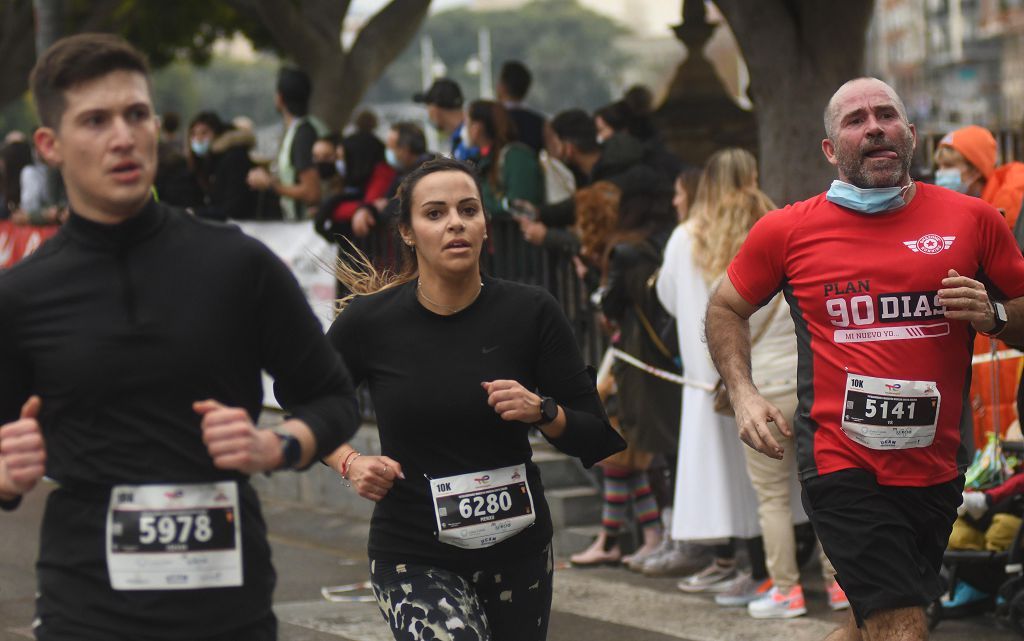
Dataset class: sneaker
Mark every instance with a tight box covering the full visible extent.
[748,585,807,619]
[624,537,668,572]
[677,561,738,593]
[827,580,850,611]
[715,574,774,606]
[642,543,711,577]
[941,581,990,609]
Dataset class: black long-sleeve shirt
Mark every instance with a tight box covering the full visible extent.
[328,276,624,570]
[0,200,359,637]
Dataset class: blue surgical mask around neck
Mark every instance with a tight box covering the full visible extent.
[826,180,912,214]
[385,148,400,169]
[934,168,967,193]
[335,159,346,177]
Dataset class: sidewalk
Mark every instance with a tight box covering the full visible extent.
[1,483,1017,641]
[249,424,1020,641]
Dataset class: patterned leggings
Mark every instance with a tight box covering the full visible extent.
[369,543,553,641]
[602,467,661,535]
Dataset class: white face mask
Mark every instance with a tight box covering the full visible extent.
[934,168,967,193]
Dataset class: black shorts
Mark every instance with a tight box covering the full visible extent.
[35,612,277,641]
[801,468,963,625]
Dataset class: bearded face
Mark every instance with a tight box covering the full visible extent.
[824,80,917,189]
[832,125,915,188]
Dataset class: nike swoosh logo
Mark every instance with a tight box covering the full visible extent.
[482,345,500,354]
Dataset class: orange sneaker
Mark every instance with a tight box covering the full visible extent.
[747,585,807,619]
[827,580,850,611]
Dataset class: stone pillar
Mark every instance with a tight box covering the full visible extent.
[652,0,758,169]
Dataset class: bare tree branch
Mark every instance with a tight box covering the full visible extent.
[300,0,346,46]
[0,0,36,107]
[235,0,323,69]
[347,0,430,81]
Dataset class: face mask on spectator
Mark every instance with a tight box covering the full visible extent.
[335,159,346,177]
[934,168,966,193]
[316,161,336,180]
[385,148,400,169]
[826,179,910,214]
[190,138,210,157]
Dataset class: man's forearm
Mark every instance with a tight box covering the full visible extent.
[705,297,756,397]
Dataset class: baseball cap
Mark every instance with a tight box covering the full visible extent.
[413,79,463,109]
[939,125,997,179]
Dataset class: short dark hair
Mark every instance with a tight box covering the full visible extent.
[594,101,630,132]
[189,111,228,137]
[551,109,599,154]
[30,33,150,129]
[276,67,312,117]
[161,112,180,135]
[353,109,378,133]
[499,61,532,100]
[392,122,427,156]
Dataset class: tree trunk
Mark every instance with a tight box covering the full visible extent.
[716,0,875,206]
[237,0,431,133]
[0,0,122,112]
[33,0,62,57]
[0,0,37,109]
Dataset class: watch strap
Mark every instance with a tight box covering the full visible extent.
[272,430,302,470]
[981,301,1008,337]
[533,396,557,427]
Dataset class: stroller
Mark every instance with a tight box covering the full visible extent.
[928,441,1024,635]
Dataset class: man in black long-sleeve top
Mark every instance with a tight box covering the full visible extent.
[0,34,360,641]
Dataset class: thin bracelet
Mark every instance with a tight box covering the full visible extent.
[340,451,361,484]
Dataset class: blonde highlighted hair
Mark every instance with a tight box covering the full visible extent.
[689,148,776,281]
[333,239,415,314]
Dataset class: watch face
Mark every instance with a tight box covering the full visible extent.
[541,397,558,422]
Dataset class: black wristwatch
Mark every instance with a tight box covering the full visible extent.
[533,396,558,427]
[272,430,303,470]
[981,301,1008,337]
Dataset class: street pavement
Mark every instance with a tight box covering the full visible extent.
[2,483,1020,641]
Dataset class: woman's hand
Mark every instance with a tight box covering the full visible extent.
[483,380,567,437]
[344,454,404,502]
[482,380,544,423]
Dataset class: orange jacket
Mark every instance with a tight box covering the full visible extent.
[981,161,1024,228]
[970,163,1024,447]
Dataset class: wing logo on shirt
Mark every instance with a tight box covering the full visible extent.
[903,234,955,255]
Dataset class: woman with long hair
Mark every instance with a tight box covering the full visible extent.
[569,175,682,568]
[657,148,844,616]
[323,157,623,641]
[465,99,543,219]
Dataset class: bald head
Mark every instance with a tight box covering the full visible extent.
[824,77,909,141]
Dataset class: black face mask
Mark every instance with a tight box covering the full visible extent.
[316,162,336,180]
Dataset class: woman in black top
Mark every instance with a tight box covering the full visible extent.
[325,157,623,641]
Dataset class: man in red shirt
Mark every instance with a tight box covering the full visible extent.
[706,77,1024,640]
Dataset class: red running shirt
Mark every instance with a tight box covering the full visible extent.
[728,183,1024,486]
